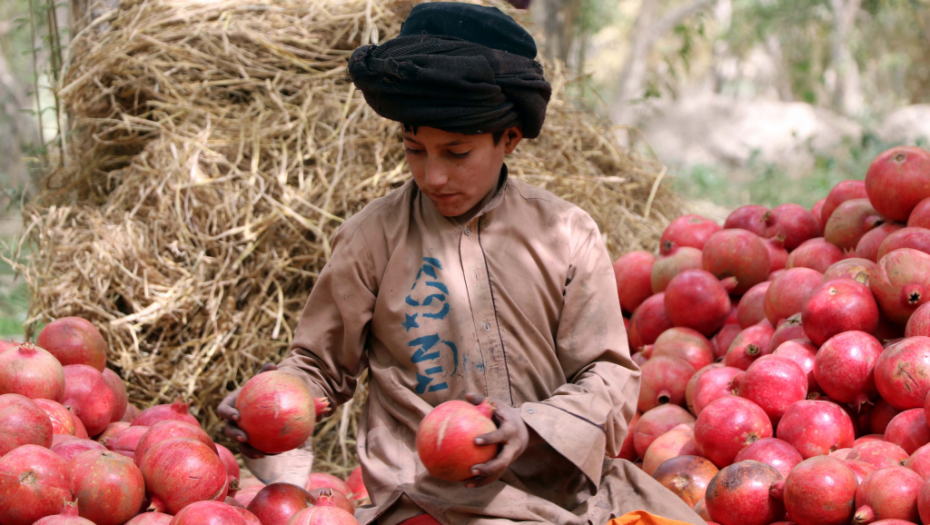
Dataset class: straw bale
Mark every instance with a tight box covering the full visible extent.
[11,0,682,474]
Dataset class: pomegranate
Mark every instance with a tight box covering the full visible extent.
[246,483,313,524]
[649,327,714,371]
[772,339,819,393]
[846,459,878,483]
[134,420,217,467]
[665,270,734,336]
[856,223,906,262]
[651,455,718,507]
[910,197,930,228]
[34,399,80,436]
[813,331,883,407]
[139,438,229,514]
[615,411,641,460]
[865,146,930,222]
[416,400,496,481]
[642,424,697,475]
[217,444,241,495]
[776,400,855,458]
[812,197,827,226]
[702,229,771,295]
[803,280,880,346]
[906,302,930,337]
[170,501,250,525]
[738,282,771,328]
[735,355,808,424]
[0,445,72,525]
[305,472,352,499]
[724,323,775,371]
[875,337,930,409]
[733,438,803,479]
[51,437,106,461]
[764,237,790,273]
[308,488,355,515]
[694,396,773,467]
[825,198,886,251]
[661,214,722,252]
[0,342,66,401]
[62,364,117,437]
[36,317,107,370]
[906,443,930,478]
[878,227,930,262]
[633,404,695,458]
[786,237,845,273]
[631,352,647,367]
[0,393,54,455]
[124,513,174,525]
[765,268,824,326]
[872,248,930,324]
[710,324,742,361]
[104,425,149,460]
[847,441,909,470]
[725,205,769,236]
[122,404,141,423]
[32,502,94,524]
[705,460,785,525]
[234,485,265,508]
[767,314,807,353]
[693,498,711,521]
[870,399,901,434]
[854,466,922,524]
[637,355,695,412]
[763,203,822,251]
[823,180,869,224]
[651,246,703,294]
[824,257,877,284]
[102,369,128,422]
[688,365,740,417]
[345,466,368,502]
[767,269,786,281]
[628,293,675,349]
[613,251,656,314]
[885,409,930,454]
[286,504,360,525]
[855,435,886,446]
[71,449,145,525]
[780,456,858,525]
[97,422,130,443]
[131,399,200,428]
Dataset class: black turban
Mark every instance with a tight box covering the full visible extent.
[347,3,552,138]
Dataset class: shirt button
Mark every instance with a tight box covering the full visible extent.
[527,408,536,414]
[482,322,490,332]
[464,227,471,236]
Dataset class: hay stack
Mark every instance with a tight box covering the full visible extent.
[13,0,682,473]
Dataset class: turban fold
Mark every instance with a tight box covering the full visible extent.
[347,3,551,138]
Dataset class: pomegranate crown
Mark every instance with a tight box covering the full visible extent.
[475,400,496,419]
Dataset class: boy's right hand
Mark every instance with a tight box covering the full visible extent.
[218,362,278,459]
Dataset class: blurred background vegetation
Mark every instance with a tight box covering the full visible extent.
[1,0,929,336]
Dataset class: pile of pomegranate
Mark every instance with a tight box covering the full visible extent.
[0,316,366,525]
[615,146,930,525]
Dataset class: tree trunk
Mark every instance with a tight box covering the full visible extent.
[827,0,863,115]
[531,0,583,63]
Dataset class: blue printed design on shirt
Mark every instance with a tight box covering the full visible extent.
[403,256,457,394]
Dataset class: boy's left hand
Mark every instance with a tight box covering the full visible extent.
[464,393,530,488]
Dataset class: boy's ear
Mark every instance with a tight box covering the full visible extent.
[504,127,523,153]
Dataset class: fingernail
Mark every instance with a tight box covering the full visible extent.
[472,469,479,476]
[475,438,484,445]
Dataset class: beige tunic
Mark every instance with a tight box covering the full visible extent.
[277,168,705,525]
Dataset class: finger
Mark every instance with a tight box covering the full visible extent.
[224,421,249,442]
[464,393,486,406]
[238,441,266,460]
[259,363,278,373]
[217,392,240,421]
[474,426,514,446]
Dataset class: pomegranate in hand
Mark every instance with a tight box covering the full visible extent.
[416,400,497,482]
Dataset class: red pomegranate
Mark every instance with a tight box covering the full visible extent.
[97,422,130,443]
[823,180,869,224]
[812,197,827,226]
[885,409,930,454]
[216,444,240,496]
[661,214,722,252]
[906,302,930,337]
[767,269,786,281]
[694,396,773,467]
[132,399,199,428]
[872,248,930,324]
[772,339,819,393]
[0,393,54,455]
[763,203,822,251]
[738,282,771,328]
[642,424,697,475]
[139,438,229,514]
[725,205,769,236]
[51,437,106,461]
[648,327,713,371]
[710,324,742,361]
[824,258,877,284]
[854,466,923,524]
[104,425,149,460]
[102,369,128,423]
[665,270,734,336]
[733,437,803,479]
[688,365,740,417]
[767,314,807,353]
[865,146,930,222]
[234,485,265,508]
[776,400,855,458]
[637,355,695,412]
[613,251,656,314]
[246,483,313,524]
[705,460,785,525]
[856,223,906,262]
[847,440,909,471]
[854,435,886,446]
[910,197,930,228]
[0,445,72,525]
[286,504,360,525]
[780,456,858,525]
[870,399,902,434]
[693,498,711,521]
[305,472,352,499]
[121,404,141,423]
[308,488,355,515]
[813,331,883,407]
[764,237,790,273]
[62,364,118,437]
[651,455,718,507]
[702,229,771,295]
[34,399,80,436]
[846,459,878,484]
[134,420,217,467]
[32,502,93,524]
[825,198,886,251]
[0,342,66,402]
[651,246,703,294]
[724,323,776,371]
[802,280,880,346]
[875,337,930,409]
[124,512,174,525]
[878,227,930,261]
[170,501,250,525]
[628,294,675,349]
[36,317,107,371]
[786,237,845,274]
[735,355,808,424]
[633,404,695,458]
[416,400,497,481]
[905,443,930,478]
[71,449,145,525]
[345,466,368,502]
[764,268,824,326]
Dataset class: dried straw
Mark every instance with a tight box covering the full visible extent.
[10,0,682,474]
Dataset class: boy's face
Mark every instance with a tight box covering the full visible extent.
[403,126,522,218]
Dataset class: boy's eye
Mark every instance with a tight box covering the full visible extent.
[404,147,423,155]
[449,151,470,159]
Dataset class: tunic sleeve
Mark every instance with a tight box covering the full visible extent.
[521,214,641,487]
[275,221,379,407]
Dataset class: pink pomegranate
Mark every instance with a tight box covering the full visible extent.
[132,399,200,428]
[51,437,106,461]
[345,466,368,502]
[665,270,734,336]
[102,369,128,423]
[905,443,930,478]
[856,223,906,262]
[824,258,877,285]
[613,251,656,314]
[246,483,313,525]
[688,365,740,417]
[725,205,770,236]
[854,435,886,446]
[62,364,118,437]
[416,400,497,481]
[661,214,722,252]
[872,248,930,324]
[823,180,869,224]
[236,371,316,455]
[875,337,930,409]
[305,472,352,499]
[738,282,771,328]
[642,424,698,475]
[767,269,786,281]
[885,409,930,454]
[71,449,146,525]
[694,396,773,467]
[733,438,803,479]
[772,339,819,393]
[693,498,711,521]
[104,425,149,460]
[710,324,742,361]
[724,323,776,371]
[767,314,808,353]
[878,228,930,262]
[139,438,229,514]
[802,280,880,346]
[812,331,883,407]
[735,355,808,424]
[865,146,930,222]
[648,327,714,371]
[121,404,141,423]
[776,400,855,458]
[0,445,72,525]
[870,399,902,434]
[633,404,695,458]
[308,488,355,515]
[216,444,240,495]
[96,422,130,443]
[0,393,54,455]
[854,466,922,524]
[910,196,930,228]
[615,411,641,460]
[786,238,845,274]
[812,197,827,226]
[763,204,822,251]
[234,485,265,508]
[628,293,675,350]
[134,420,217,467]
[846,441,909,471]
[36,317,107,371]
[780,456,858,525]
[651,246,703,294]
[0,342,66,402]
[637,355,695,412]
[702,229,771,295]
[705,460,785,525]
[764,237,790,273]
[34,399,80,436]
[906,302,930,337]
[631,352,647,366]
[651,455,718,507]
[32,502,95,524]
[286,504,360,525]
[825,198,886,251]
[124,512,174,525]
[765,268,824,326]
[170,501,250,525]
[846,459,878,484]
